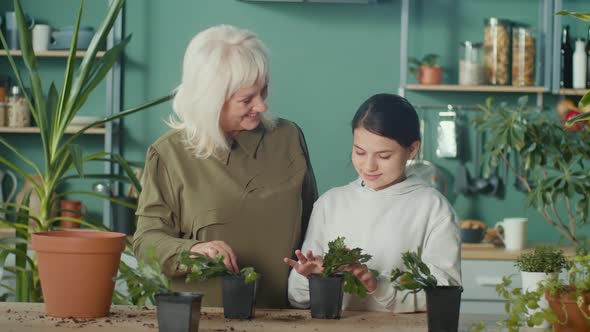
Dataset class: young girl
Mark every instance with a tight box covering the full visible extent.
[284,93,461,313]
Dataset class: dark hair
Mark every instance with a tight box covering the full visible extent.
[351,93,420,148]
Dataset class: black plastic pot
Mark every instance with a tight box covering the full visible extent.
[155,292,204,332]
[308,274,344,319]
[222,275,257,319]
[112,197,137,235]
[425,286,463,332]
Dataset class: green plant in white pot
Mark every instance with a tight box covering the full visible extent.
[0,0,171,317]
[515,246,568,328]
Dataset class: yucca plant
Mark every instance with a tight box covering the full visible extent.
[0,0,172,302]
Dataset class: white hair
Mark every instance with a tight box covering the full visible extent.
[169,25,277,159]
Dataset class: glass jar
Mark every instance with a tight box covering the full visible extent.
[512,25,536,86]
[484,18,511,85]
[459,41,485,85]
[7,86,30,128]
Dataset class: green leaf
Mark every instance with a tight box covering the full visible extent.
[556,10,590,22]
[113,153,142,195]
[67,144,85,177]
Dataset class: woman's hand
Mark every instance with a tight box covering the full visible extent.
[283,249,324,277]
[341,264,377,293]
[190,241,239,273]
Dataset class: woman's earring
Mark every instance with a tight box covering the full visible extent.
[361,181,365,187]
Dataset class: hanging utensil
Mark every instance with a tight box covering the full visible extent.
[406,119,447,195]
[470,128,490,193]
[453,116,471,194]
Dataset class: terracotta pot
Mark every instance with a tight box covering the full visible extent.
[32,231,126,318]
[59,200,86,229]
[545,286,590,332]
[416,65,442,85]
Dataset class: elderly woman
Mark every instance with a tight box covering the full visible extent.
[133,25,318,308]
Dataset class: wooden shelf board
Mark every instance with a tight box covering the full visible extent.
[0,50,105,58]
[405,84,546,93]
[559,89,588,96]
[0,126,106,134]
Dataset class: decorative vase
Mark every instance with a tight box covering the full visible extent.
[416,66,443,85]
[59,200,86,229]
[31,231,126,317]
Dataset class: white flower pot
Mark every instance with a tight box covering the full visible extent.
[521,271,554,329]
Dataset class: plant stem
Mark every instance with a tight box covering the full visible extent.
[501,152,531,192]
[564,196,576,237]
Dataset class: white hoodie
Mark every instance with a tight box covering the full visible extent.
[287,175,461,313]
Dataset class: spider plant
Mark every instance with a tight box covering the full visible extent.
[0,0,172,302]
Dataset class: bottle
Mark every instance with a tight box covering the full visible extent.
[586,27,590,88]
[573,38,587,89]
[7,85,30,128]
[560,25,573,88]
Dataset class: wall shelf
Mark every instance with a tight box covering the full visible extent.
[405,84,546,93]
[0,126,106,134]
[0,50,105,58]
[559,89,588,96]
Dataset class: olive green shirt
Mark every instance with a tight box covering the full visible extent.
[133,119,318,308]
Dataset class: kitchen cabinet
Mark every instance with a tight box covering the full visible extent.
[0,3,123,228]
[461,259,520,314]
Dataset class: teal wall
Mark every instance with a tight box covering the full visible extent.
[1,0,589,243]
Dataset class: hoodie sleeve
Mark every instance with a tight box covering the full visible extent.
[422,213,462,286]
[287,196,328,308]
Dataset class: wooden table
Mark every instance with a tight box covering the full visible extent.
[0,302,503,331]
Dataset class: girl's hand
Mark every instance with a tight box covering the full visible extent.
[342,264,377,293]
[283,249,324,277]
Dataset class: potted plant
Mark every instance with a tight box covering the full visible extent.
[409,53,442,85]
[178,251,259,320]
[308,237,373,319]
[116,249,204,332]
[496,251,590,332]
[515,245,568,328]
[474,96,590,245]
[545,253,590,331]
[0,0,172,316]
[390,248,462,332]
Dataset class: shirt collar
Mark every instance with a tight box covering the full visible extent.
[215,124,265,164]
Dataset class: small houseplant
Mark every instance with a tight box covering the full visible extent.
[116,248,204,332]
[0,0,172,316]
[309,237,373,319]
[474,96,590,245]
[409,53,442,85]
[515,246,568,328]
[178,251,259,320]
[496,251,590,332]
[390,248,462,332]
